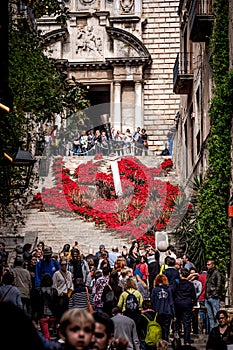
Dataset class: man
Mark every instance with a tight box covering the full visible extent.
[111,307,140,350]
[108,247,121,271]
[144,245,160,293]
[172,268,196,346]
[12,256,32,315]
[95,244,106,259]
[205,259,221,332]
[162,256,180,286]
[182,254,195,270]
[35,246,60,287]
[67,248,91,287]
[93,311,128,350]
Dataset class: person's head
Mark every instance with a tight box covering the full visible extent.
[23,243,32,252]
[109,270,119,285]
[43,246,53,260]
[166,256,176,267]
[154,274,169,286]
[94,269,103,280]
[216,309,228,327]
[40,273,53,287]
[102,266,110,276]
[125,277,137,290]
[60,258,68,271]
[37,241,45,250]
[112,306,122,316]
[206,259,215,270]
[92,311,114,350]
[182,254,190,263]
[99,244,105,253]
[62,244,71,253]
[167,245,175,253]
[74,278,85,287]
[71,248,81,260]
[0,242,6,250]
[180,268,190,279]
[59,308,95,350]
[175,258,182,270]
[142,299,153,310]
[2,271,14,285]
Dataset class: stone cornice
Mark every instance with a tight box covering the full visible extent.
[108,15,141,24]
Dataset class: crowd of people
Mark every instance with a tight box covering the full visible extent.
[0,239,232,350]
[39,125,149,157]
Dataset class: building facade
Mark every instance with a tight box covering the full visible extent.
[37,0,180,153]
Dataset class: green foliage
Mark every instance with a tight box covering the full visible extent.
[0,2,90,204]
[196,0,232,278]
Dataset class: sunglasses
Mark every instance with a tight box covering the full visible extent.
[61,263,67,266]
[94,332,105,339]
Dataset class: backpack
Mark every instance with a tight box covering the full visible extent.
[142,312,162,346]
[125,290,139,313]
[134,264,143,279]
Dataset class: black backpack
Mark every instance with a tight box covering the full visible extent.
[125,290,139,313]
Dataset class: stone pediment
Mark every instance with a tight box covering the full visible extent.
[42,28,69,46]
[106,26,151,60]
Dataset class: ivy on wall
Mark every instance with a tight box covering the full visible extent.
[197,0,233,276]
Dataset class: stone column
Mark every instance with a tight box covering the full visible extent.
[135,81,143,128]
[113,81,121,130]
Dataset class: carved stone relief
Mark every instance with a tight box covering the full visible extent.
[120,0,134,13]
[76,25,103,58]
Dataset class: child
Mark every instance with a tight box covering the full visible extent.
[59,308,95,350]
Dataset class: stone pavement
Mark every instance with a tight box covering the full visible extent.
[18,154,179,255]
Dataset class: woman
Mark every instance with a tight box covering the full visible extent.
[206,310,233,350]
[101,270,123,316]
[151,274,175,342]
[141,128,148,156]
[133,255,149,284]
[117,277,143,333]
[128,240,140,269]
[68,277,94,311]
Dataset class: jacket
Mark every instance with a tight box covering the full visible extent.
[151,284,175,316]
[67,259,91,287]
[172,279,196,309]
[205,268,221,299]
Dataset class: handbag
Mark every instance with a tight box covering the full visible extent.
[67,289,73,298]
[143,140,148,147]
[86,287,94,313]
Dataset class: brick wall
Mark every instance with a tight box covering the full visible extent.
[142,0,180,153]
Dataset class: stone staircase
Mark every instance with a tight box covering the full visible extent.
[17,154,180,255]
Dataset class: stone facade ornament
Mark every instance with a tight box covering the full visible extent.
[80,0,96,5]
[76,26,102,57]
[120,0,134,13]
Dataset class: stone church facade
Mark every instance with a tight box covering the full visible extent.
[38,0,180,153]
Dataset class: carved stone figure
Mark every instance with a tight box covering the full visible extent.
[120,0,134,13]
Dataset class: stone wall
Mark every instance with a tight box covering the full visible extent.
[143,0,180,153]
